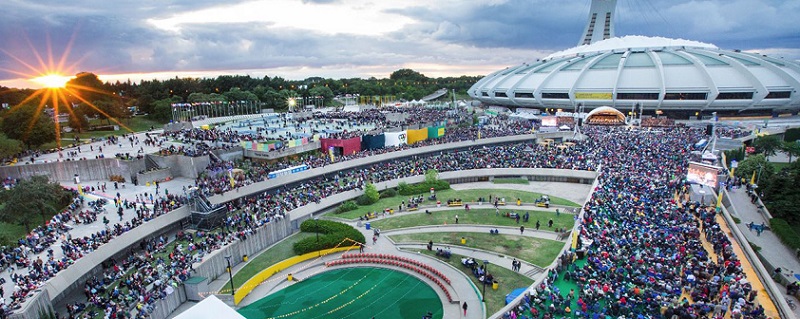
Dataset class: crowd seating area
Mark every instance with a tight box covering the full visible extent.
[0,110,765,319]
[502,126,767,319]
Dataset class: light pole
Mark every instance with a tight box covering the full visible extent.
[225,255,235,296]
[482,260,489,302]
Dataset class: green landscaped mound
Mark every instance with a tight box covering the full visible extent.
[388,232,564,267]
[370,208,575,231]
[238,267,443,319]
[293,220,365,255]
[328,188,581,220]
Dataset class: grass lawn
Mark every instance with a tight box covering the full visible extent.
[388,232,564,268]
[0,202,67,246]
[0,222,28,246]
[416,250,533,316]
[226,232,315,290]
[492,178,530,185]
[328,188,580,220]
[370,208,575,231]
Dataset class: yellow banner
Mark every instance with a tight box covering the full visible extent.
[575,92,612,100]
[716,189,723,208]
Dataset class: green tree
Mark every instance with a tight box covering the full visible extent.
[66,72,110,106]
[308,86,334,105]
[67,105,90,133]
[781,140,800,163]
[390,69,427,83]
[0,176,67,231]
[425,169,439,183]
[735,154,774,187]
[753,135,782,161]
[223,87,259,102]
[0,133,23,159]
[1,105,56,149]
[149,97,181,122]
[364,183,379,204]
[763,161,800,224]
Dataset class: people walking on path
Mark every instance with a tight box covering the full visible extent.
[462,301,468,316]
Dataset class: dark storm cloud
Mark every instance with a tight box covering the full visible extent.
[389,0,800,53]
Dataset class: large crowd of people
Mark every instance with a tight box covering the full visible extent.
[0,104,771,319]
[503,126,768,319]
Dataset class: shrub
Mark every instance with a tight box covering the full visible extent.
[334,201,358,214]
[356,195,373,206]
[293,220,365,255]
[770,218,800,250]
[397,180,450,195]
[363,183,379,204]
[380,188,397,198]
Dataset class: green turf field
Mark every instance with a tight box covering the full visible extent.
[238,267,444,319]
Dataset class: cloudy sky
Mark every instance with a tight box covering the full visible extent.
[1,0,798,89]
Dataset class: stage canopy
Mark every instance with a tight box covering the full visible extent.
[174,295,246,319]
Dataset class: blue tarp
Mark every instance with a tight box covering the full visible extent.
[505,287,528,305]
[361,134,385,150]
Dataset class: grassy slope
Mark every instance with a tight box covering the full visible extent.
[330,189,580,220]
[370,208,575,231]
[389,232,564,268]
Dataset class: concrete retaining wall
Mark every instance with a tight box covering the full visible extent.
[0,158,140,183]
[137,168,173,184]
[149,154,210,179]
[214,149,244,162]
[192,218,293,286]
[146,286,188,319]
[8,290,52,319]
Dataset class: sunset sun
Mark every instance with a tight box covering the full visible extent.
[31,73,73,88]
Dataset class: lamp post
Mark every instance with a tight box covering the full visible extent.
[225,255,235,296]
[482,260,490,302]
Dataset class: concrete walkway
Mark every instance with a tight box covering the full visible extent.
[725,186,800,317]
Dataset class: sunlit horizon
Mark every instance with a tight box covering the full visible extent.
[0,63,503,90]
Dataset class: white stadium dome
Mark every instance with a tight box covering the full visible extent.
[469,1,800,114]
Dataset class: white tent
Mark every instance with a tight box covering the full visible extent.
[173,295,246,319]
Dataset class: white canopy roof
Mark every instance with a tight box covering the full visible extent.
[173,295,246,319]
[546,35,718,59]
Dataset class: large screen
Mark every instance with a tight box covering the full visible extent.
[687,162,720,188]
[541,116,557,127]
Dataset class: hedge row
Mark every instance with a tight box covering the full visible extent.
[397,180,450,195]
[770,218,800,250]
[334,200,358,214]
[293,220,366,255]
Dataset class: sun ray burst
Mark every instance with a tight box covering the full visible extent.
[1,30,135,150]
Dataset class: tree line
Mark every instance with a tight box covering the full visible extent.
[0,69,481,152]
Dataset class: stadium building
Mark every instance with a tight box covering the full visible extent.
[468,0,800,116]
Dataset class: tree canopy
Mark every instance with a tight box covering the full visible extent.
[0,175,71,232]
[0,104,56,149]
